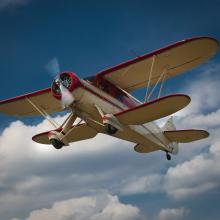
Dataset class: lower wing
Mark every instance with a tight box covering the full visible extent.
[32,123,97,145]
[115,94,190,125]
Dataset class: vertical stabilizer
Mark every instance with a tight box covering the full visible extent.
[162,116,176,131]
[162,117,179,155]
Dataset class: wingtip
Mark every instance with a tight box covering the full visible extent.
[202,130,210,139]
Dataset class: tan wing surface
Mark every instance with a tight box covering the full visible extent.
[164,129,209,143]
[115,94,190,125]
[32,123,97,145]
[0,88,62,116]
[96,37,218,92]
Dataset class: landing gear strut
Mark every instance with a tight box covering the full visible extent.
[166,151,171,161]
[94,105,121,135]
[104,124,118,134]
[48,111,77,149]
[50,138,65,149]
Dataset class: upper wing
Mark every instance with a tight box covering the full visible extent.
[0,88,62,117]
[95,37,218,92]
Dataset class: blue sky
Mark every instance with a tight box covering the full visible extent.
[0,0,220,220]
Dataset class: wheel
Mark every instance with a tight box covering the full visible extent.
[104,124,118,134]
[50,138,65,149]
[166,152,171,161]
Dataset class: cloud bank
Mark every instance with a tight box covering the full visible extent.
[16,193,143,220]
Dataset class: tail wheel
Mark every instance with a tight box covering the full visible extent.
[105,124,118,135]
[166,152,171,160]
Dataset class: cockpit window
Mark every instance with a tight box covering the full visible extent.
[94,77,136,107]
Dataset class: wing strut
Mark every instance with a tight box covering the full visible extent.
[60,117,83,142]
[26,97,59,128]
[144,55,156,102]
[158,71,167,98]
[143,53,168,102]
[48,111,77,147]
[94,104,123,131]
[147,69,167,100]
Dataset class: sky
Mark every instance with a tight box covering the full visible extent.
[0,0,220,219]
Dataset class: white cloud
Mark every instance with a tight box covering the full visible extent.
[120,174,163,195]
[177,108,220,130]
[159,64,220,199]
[158,207,189,220]
[164,128,220,199]
[0,0,29,9]
[174,63,220,118]
[22,193,143,220]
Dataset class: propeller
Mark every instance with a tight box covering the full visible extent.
[46,58,75,109]
[45,57,60,77]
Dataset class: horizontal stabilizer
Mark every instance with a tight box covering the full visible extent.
[164,129,209,143]
[115,94,190,125]
[32,123,97,145]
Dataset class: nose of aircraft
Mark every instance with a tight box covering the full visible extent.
[51,72,80,108]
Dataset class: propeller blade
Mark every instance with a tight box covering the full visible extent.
[60,84,75,109]
[45,57,60,77]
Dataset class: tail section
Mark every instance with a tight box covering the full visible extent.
[162,117,179,155]
[162,116,176,131]
[162,117,209,155]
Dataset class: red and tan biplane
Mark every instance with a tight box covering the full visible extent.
[0,37,218,160]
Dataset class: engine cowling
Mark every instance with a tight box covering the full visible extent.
[51,71,81,100]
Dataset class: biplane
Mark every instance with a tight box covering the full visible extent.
[0,37,218,160]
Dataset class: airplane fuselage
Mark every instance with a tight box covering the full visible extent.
[71,79,175,154]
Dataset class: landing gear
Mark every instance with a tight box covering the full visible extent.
[166,151,171,161]
[48,111,77,149]
[50,138,65,149]
[104,124,118,134]
[93,105,121,135]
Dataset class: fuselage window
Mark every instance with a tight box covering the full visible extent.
[94,78,136,107]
